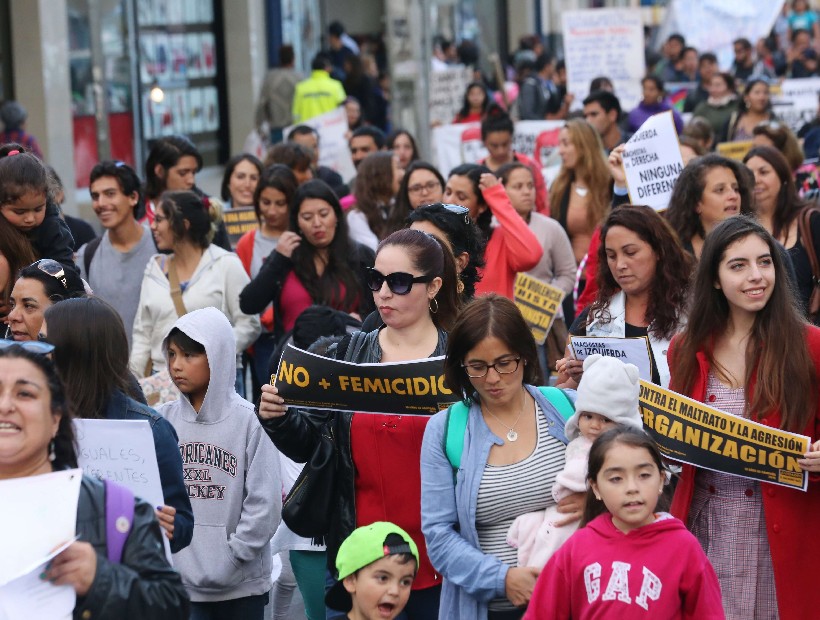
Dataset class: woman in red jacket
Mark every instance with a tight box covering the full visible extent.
[668,215,820,620]
[444,163,542,298]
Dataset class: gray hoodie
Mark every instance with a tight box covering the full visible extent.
[159,307,281,603]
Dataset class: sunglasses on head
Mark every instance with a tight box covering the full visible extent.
[0,338,54,354]
[35,259,68,290]
[365,267,434,295]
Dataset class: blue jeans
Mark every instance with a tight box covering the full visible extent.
[190,592,269,620]
[325,569,440,619]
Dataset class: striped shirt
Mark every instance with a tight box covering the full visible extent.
[475,405,566,610]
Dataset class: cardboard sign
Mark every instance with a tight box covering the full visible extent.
[273,344,456,415]
[623,111,684,211]
[716,140,753,162]
[562,8,645,113]
[570,336,653,382]
[514,273,565,345]
[285,107,356,182]
[639,381,810,491]
[223,206,257,249]
[429,66,473,126]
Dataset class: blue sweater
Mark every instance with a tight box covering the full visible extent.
[420,385,574,620]
[103,389,193,553]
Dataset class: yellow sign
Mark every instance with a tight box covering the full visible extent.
[716,140,753,161]
[639,380,810,491]
[513,273,565,345]
[223,207,258,248]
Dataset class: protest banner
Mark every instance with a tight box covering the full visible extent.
[570,336,653,382]
[639,380,809,491]
[770,78,820,135]
[222,206,257,248]
[562,8,645,113]
[73,419,171,561]
[513,273,565,345]
[716,140,753,161]
[273,344,457,415]
[429,66,473,126]
[623,111,684,211]
[285,107,356,182]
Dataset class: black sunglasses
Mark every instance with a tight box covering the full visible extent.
[35,259,68,290]
[365,267,434,295]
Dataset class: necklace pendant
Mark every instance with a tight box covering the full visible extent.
[506,429,518,442]
[574,186,588,197]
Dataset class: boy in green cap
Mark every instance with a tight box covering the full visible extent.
[325,521,419,620]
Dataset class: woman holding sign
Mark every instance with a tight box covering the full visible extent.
[0,343,190,618]
[556,205,692,389]
[258,228,461,619]
[668,215,820,620]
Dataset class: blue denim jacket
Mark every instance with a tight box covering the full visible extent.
[420,384,574,620]
[104,389,194,553]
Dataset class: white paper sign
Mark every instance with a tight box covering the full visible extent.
[284,107,356,183]
[0,558,74,620]
[623,112,684,212]
[73,419,172,561]
[562,9,645,113]
[570,336,654,383]
[429,67,473,126]
[0,469,82,586]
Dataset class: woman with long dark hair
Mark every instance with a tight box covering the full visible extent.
[347,152,405,250]
[396,161,446,214]
[726,79,774,142]
[668,216,820,619]
[239,179,375,340]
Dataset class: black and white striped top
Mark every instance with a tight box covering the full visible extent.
[475,405,566,610]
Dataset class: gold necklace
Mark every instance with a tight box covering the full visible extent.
[483,388,527,442]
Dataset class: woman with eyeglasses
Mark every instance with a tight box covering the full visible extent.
[420,294,580,620]
[6,259,85,341]
[0,342,190,619]
[396,161,446,212]
[240,179,375,343]
[555,206,692,390]
[258,229,462,619]
[445,163,542,299]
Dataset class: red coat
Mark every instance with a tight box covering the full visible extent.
[668,326,820,620]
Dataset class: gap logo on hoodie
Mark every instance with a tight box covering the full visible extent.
[584,561,662,610]
[179,441,238,499]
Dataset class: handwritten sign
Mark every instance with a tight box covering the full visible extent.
[623,111,684,211]
[223,206,257,249]
[562,8,645,113]
[73,419,171,561]
[639,381,809,491]
[273,344,456,415]
[285,107,356,182]
[570,336,653,382]
[514,273,565,345]
[429,67,473,126]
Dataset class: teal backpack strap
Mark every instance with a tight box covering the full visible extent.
[444,401,470,472]
[538,386,575,421]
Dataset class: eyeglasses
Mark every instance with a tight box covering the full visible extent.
[408,181,441,195]
[35,259,68,290]
[462,357,521,378]
[365,267,434,295]
[0,338,54,354]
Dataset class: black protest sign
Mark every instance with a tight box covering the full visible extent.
[639,381,809,491]
[273,344,458,415]
[223,207,257,248]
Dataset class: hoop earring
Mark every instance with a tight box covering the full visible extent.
[429,298,439,314]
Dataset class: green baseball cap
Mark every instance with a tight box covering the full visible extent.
[325,521,420,611]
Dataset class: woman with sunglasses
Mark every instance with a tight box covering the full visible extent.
[0,342,190,619]
[445,163,542,299]
[258,229,461,619]
[240,179,375,342]
[6,259,85,341]
[421,294,581,620]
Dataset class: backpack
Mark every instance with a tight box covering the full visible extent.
[82,236,103,277]
[104,479,134,563]
[443,387,575,472]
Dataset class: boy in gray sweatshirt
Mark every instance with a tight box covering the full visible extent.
[160,306,281,619]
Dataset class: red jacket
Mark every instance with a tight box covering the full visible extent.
[524,513,724,619]
[481,152,550,216]
[474,183,543,299]
[668,326,820,620]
